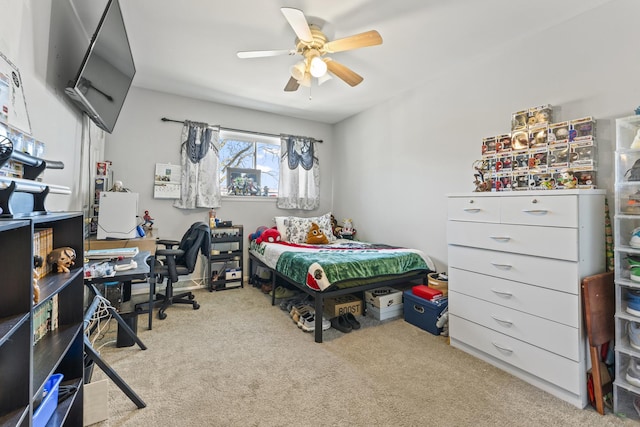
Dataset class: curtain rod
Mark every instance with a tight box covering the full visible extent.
[160,117,322,143]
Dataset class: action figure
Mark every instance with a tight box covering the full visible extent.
[143,210,154,229]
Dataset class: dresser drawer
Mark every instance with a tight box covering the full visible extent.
[447,221,578,261]
[500,194,578,227]
[450,315,580,394]
[449,291,579,360]
[448,245,579,294]
[447,196,500,223]
[449,267,579,327]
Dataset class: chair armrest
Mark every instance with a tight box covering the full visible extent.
[157,239,180,249]
[155,248,185,257]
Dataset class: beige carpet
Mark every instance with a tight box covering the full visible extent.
[90,286,634,426]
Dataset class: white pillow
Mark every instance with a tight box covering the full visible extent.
[274,216,288,241]
[286,212,335,244]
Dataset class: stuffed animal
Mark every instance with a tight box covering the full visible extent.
[256,227,281,244]
[46,247,76,273]
[306,222,329,244]
[249,225,268,241]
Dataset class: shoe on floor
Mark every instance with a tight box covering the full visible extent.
[626,359,640,388]
[331,315,352,333]
[299,314,331,332]
[343,313,361,330]
[627,289,640,316]
[630,322,640,351]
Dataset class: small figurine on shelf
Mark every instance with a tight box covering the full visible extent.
[143,210,154,229]
[33,255,42,304]
[46,247,76,273]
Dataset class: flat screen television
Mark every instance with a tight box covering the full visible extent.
[65,0,135,133]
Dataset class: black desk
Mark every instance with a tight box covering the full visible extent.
[84,251,155,331]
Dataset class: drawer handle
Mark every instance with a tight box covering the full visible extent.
[463,208,481,213]
[492,342,514,353]
[489,236,511,242]
[491,289,513,298]
[522,209,548,215]
[490,262,512,270]
[491,315,513,327]
[413,304,425,314]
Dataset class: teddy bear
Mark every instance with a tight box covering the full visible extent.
[46,247,76,273]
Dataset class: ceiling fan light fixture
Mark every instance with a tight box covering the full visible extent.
[290,61,306,81]
[299,72,312,88]
[318,72,332,85]
[309,56,327,78]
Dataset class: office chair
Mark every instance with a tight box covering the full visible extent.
[154,222,210,319]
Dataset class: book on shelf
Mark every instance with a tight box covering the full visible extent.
[33,296,58,345]
[33,227,53,278]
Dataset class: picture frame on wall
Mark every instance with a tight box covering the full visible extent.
[0,51,31,134]
[227,168,261,196]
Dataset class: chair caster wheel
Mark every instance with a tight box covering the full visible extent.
[158,311,167,320]
[193,303,200,310]
[188,294,195,300]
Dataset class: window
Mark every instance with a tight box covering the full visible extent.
[219,130,280,197]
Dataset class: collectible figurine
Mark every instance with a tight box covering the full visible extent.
[143,210,154,228]
[33,255,42,304]
[46,247,76,273]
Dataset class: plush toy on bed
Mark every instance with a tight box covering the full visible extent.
[256,227,281,244]
[249,225,268,242]
[306,222,329,244]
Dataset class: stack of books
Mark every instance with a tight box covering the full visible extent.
[33,294,58,345]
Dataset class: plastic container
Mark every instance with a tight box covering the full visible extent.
[33,373,64,427]
[403,290,448,335]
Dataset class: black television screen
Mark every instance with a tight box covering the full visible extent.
[65,0,135,133]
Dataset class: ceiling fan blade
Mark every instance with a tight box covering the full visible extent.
[281,7,313,43]
[284,76,300,92]
[325,59,363,87]
[237,49,295,59]
[323,30,383,53]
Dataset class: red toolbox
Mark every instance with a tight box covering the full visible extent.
[412,284,442,301]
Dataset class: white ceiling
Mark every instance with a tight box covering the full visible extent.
[77,0,614,124]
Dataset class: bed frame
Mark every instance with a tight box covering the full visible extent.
[249,252,429,343]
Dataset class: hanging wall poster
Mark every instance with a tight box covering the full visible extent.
[0,51,31,134]
[153,163,181,199]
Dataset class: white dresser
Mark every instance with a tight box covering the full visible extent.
[447,190,605,408]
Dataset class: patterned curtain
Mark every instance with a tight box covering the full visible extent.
[277,135,319,210]
[173,121,221,209]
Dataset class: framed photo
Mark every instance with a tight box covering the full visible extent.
[227,168,261,196]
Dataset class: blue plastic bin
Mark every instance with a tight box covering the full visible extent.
[33,373,64,427]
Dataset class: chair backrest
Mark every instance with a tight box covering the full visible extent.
[177,222,211,273]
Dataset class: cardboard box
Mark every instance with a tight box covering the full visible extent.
[366,301,403,321]
[84,379,108,426]
[364,287,403,308]
[225,268,242,280]
[324,294,362,318]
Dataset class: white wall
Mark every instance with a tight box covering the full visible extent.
[105,87,334,241]
[0,0,86,212]
[333,0,639,272]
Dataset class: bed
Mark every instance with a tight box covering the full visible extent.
[248,238,435,343]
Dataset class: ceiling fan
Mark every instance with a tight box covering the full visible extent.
[237,7,383,92]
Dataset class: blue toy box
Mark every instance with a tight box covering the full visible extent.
[403,289,448,335]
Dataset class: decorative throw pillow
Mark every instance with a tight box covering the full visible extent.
[306,222,329,244]
[274,216,288,241]
[286,212,335,244]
